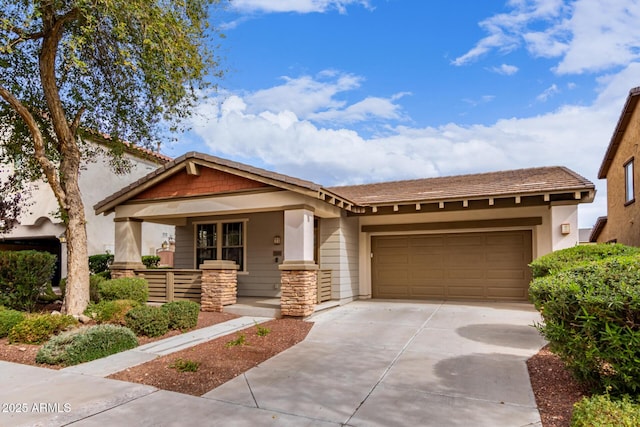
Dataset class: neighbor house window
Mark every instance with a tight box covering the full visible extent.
[625,159,635,204]
[196,221,245,270]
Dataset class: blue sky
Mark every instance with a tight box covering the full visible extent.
[165,0,640,228]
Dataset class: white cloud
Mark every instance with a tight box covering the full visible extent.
[231,0,371,14]
[491,64,519,75]
[454,0,640,75]
[536,84,560,101]
[182,64,640,227]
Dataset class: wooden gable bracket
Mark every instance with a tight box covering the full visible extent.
[185,161,200,176]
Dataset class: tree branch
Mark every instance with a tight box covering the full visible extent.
[0,85,68,209]
[69,106,85,135]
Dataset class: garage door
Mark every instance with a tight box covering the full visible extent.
[372,230,532,301]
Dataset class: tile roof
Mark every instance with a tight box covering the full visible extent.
[328,166,595,206]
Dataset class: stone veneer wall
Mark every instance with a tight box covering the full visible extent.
[200,260,238,312]
[279,262,318,317]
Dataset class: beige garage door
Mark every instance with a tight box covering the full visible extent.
[372,230,533,300]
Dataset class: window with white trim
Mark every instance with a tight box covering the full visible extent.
[196,221,245,270]
[625,159,635,204]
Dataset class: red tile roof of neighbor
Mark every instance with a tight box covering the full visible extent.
[328,166,595,206]
[598,86,640,179]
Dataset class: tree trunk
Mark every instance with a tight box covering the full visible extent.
[61,181,90,316]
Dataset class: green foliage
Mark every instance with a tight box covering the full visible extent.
[0,309,25,338]
[88,254,114,275]
[162,301,199,331]
[0,250,57,311]
[225,333,246,348]
[529,255,640,394]
[36,325,138,366]
[169,358,200,373]
[7,313,77,344]
[125,305,169,337]
[98,277,149,304]
[61,274,106,304]
[529,244,640,279]
[255,321,270,337]
[142,256,161,269]
[571,395,640,427]
[84,299,139,325]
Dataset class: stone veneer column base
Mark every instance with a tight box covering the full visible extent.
[279,261,319,317]
[200,260,238,312]
[109,262,145,279]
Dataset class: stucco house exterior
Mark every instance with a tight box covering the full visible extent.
[0,138,174,284]
[591,86,640,245]
[95,151,594,316]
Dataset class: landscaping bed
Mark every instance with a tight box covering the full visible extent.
[108,318,313,396]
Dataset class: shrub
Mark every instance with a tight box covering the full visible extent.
[84,299,139,325]
[36,324,138,366]
[571,395,640,427]
[88,254,114,275]
[529,255,640,394]
[0,309,25,338]
[225,333,246,347]
[98,277,148,304]
[162,301,199,331]
[60,274,106,304]
[0,250,57,311]
[142,255,161,269]
[529,244,640,279]
[8,313,77,344]
[169,358,200,372]
[125,305,169,337]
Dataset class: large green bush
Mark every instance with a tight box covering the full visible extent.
[84,299,139,325]
[529,244,640,279]
[0,309,25,338]
[571,394,640,427]
[88,253,114,275]
[36,324,138,366]
[0,250,57,311]
[98,277,149,304]
[125,305,169,337]
[529,255,640,394]
[162,301,199,331]
[8,313,78,344]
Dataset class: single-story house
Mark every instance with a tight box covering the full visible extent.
[94,152,595,316]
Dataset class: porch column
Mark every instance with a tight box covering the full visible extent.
[110,218,145,278]
[200,260,238,312]
[280,208,318,317]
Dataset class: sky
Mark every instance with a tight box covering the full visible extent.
[162,0,640,229]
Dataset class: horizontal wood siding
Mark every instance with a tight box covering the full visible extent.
[173,225,194,269]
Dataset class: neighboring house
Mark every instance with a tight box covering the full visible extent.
[591,86,640,245]
[0,138,174,284]
[95,152,594,315]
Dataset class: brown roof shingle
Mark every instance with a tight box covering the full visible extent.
[328,166,594,206]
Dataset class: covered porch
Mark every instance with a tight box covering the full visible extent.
[94,153,360,317]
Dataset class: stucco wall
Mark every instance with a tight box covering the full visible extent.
[319,215,360,302]
[1,145,173,278]
[598,104,640,246]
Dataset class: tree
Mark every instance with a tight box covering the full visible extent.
[0,0,223,315]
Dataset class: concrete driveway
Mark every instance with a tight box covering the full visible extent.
[0,300,546,426]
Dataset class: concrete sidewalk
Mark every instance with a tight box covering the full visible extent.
[61,316,271,377]
[0,301,546,426]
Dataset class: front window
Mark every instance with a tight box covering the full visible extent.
[625,159,635,204]
[196,222,245,270]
